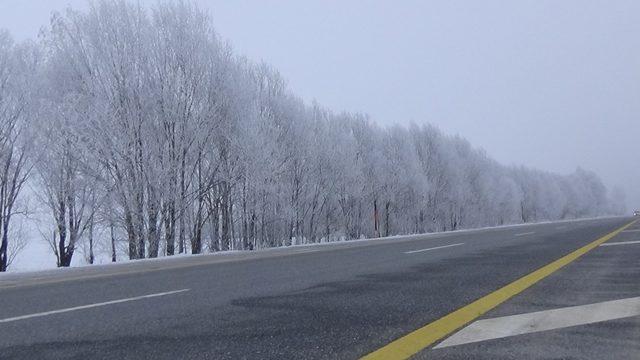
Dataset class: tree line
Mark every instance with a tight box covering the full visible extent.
[0,0,624,271]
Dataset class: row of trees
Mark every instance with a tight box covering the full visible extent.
[0,0,624,270]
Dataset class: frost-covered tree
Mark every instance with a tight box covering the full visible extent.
[0,31,37,271]
[0,0,625,267]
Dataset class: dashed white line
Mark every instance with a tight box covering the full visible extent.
[622,229,640,233]
[514,232,536,237]
[600,240,640,247]
[0,289,190,324]
[405,243,465,254]
[292,249,320,254]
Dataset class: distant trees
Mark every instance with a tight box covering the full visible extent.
[0,0,625,270]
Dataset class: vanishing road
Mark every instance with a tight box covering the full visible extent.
[1,217,638,359]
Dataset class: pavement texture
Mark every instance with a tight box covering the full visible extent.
[426,218,640,360]
[0,217,636,359]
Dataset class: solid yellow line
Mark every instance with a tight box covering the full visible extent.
[361,219,637,360]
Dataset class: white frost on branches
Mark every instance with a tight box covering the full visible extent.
[0,1,626,269]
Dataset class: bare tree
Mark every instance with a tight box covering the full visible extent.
[3,0,618,270]
[0,31,36,272]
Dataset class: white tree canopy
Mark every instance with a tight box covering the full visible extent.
[0,0,625,269]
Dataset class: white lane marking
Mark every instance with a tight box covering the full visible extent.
[435,296,640,349]
[292,249,320,254]
[0,289,190,324]
[600,240,640,247]
[622,229,640,233]
[405,243,464,254]
[514,232,536,237]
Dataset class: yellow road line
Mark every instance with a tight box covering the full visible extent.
[361,219,637,360]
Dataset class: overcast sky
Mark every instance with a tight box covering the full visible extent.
[1,0,639,208]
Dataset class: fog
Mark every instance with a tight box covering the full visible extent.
[1,0,638,209]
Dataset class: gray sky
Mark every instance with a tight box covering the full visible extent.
[1,0,639,208]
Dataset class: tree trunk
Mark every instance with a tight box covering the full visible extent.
[221,182,230,251]
[384,201,391,237]
[110,221,117,262]
[165,202,176,255]
[373,199,380,238]
[178,148,187,254]
[136,202,145,259]
[125,210,137,259]
[208,193,219,252]
[147,204,159,258]
[192,195,204,254]
[0,231,8,272]
[242,182,248,250]
[88,214,95,265]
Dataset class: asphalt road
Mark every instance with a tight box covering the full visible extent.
[0,217,637,359]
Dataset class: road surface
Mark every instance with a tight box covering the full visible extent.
[0,217,638,359]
